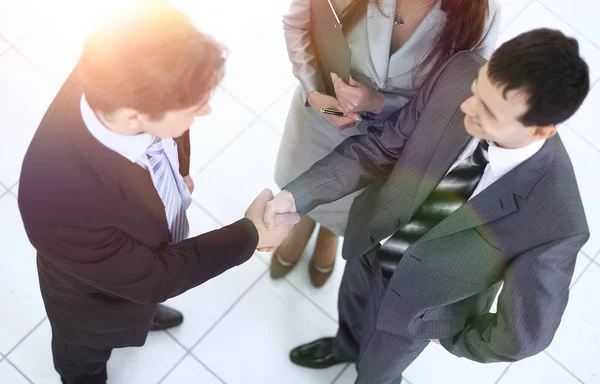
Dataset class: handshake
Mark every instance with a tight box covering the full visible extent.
[244,189,300,252]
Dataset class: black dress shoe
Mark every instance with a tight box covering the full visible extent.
[149,304,183,331]
[290,337,345,369]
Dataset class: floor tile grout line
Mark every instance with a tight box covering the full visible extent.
[220,79,297,120]
[10,42,54,82]
[537,1,600,51]
[156,351,189,384]
[284,277,339,324]
[165,329,192,353]
[187,270,268,353]
[498,0,535,35]
[580,249,593,259]
[565,126,600,153]
[329,363,350,384]
[187,109,283,221]
[0,35,14,59]
[255,253,271,268]
[3,316,47,359]
[0,34,11,45]
[6,31,32,49]
[4,358,35,384]
[570,257,594,289]
[219,87,262,119]
[562,124,600,154]
[543,350,586,384]
[221,80,295,135]
[255,82,297,117]
[189,119,259,179]
[190,200,225,227]
[494,363,513,384]
[260,116,285,136]
[188,353,227,384]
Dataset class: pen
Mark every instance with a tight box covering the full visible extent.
[320,107,376,120]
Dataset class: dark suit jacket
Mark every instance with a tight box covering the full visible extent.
[285,52,589,363]
[18,68,258,348]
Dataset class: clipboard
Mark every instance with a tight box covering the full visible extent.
[310,0,351,97]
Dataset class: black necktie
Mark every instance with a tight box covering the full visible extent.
[377,140,490,279]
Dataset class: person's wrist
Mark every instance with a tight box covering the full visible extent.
[367,90,385,114]
[281,189,297,212]
[307,90,324,108]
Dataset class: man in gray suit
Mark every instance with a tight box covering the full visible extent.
[264,28,590,383]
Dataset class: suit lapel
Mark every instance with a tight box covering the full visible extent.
[366,1,447,81]
[64,74,168,232]
[72,118,167,224]
[117,163,167,222]
[419,137,557,243]
[365,0,395,85]
[418,174,518,243]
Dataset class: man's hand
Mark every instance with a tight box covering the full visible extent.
[331,73,385,115]
[245,189,300,251]
[307,90,360,130]
[263,190,298,230]
[183,175,195,194]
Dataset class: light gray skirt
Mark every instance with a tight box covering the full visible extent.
[274,86,369,236]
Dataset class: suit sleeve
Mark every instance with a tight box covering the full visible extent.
[175,130,191,177]
[374,91,413,123]
[283,53,477,215]
[283,0,326,104]
[285,95,421,215]
[26,219,258,305]
[440,232,589,363]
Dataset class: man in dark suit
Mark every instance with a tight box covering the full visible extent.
[18,4,298,384]
[264,29,591,383]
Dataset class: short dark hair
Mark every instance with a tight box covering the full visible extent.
[487,28,589,127]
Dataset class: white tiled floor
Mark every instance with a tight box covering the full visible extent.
[0,1,598,383]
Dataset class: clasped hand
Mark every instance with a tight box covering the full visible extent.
[308,73,385,131]
[244,189,299,252]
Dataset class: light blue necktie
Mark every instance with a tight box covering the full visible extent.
[146,138,190,243]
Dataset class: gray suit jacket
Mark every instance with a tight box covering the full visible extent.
[285,51,589,363]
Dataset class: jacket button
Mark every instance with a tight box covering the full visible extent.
[368,235,375,244]
[394,218,402,227]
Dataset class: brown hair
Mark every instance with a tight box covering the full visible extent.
[78,2,226,120]
[340,0,489,80]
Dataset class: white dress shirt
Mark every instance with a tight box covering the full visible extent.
[381,137,545,246]
[451,137,546,200]
[80,94,192,232]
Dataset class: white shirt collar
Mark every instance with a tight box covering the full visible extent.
[80,94,153,163]
[487,139,546,179]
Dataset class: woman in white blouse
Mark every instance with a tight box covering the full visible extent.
[272,0,501,286]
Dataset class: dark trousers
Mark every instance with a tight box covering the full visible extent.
[51,331,113,384]
[333,252,429,384]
